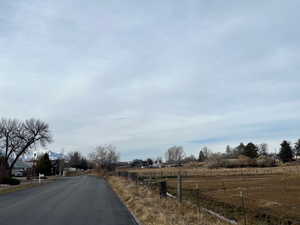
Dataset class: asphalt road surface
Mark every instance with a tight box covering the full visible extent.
[0,176,138,225]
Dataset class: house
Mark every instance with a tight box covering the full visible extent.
[10,160,33,177]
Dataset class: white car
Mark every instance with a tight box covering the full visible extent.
[13,170,24,177]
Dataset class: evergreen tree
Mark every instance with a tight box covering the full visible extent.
[79,158,88,170]
[36,153,52,176]
[198,150,206,162]
[225,145,232,157]
[236,143,246,156]
[68,151,82,169]
[243,142,258,158]
[279,140,294,163]
[146,158,154,166]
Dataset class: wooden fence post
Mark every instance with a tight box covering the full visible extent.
[160,181,167,198]
[196,184,200,221]
[177,172,182,203]
[240,191,247,225]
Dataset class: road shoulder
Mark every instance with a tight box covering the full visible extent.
[0,176,62,195]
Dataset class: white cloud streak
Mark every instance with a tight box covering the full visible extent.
[1,1,300,160]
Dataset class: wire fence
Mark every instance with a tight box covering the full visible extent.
[115,169,300,225]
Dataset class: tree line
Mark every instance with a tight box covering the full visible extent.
[162,139,300,166]
[216,140,299,163]
[2,117,300,183]
[34,151,90,176]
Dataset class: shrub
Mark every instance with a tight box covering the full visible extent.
[238,155,257,167]
[208,155,258,168]
[207,153,226,168]
[221,156,256,168]
[206,154,277,169]
[2,177,21,185]
[256,156,276,167]
[223,159,241,168]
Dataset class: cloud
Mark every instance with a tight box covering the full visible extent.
[0,1,300,160]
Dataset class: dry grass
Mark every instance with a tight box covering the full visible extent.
[0,176,62,195]
[0,182,45,195]
[108,176,230,225]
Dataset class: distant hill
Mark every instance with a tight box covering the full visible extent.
[47,151,66,160]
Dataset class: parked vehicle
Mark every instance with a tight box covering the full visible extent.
[13,170,24,177]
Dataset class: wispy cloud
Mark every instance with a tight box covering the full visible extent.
[1,1,300,160]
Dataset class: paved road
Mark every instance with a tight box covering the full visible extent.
[0,176,137,225]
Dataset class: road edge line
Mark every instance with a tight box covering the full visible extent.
[104,177,143,225]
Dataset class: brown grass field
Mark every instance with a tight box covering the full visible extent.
[108,176,228,225]
[120,166,300,225]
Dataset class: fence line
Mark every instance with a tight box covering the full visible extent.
[116,169,300,225]
[125,165,300,178]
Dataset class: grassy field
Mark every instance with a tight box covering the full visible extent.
[168,174,300,224]
[121,166,300,225]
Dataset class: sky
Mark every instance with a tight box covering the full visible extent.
[0,1,300,161]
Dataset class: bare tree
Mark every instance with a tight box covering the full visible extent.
[0,118,52,181]
[89,145,119,171]
[258,143,268,156]
[155,157,163,164]
[182,154,196,163]
[165,146,185,163]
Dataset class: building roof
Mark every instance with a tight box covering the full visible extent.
[9,159,33,169]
